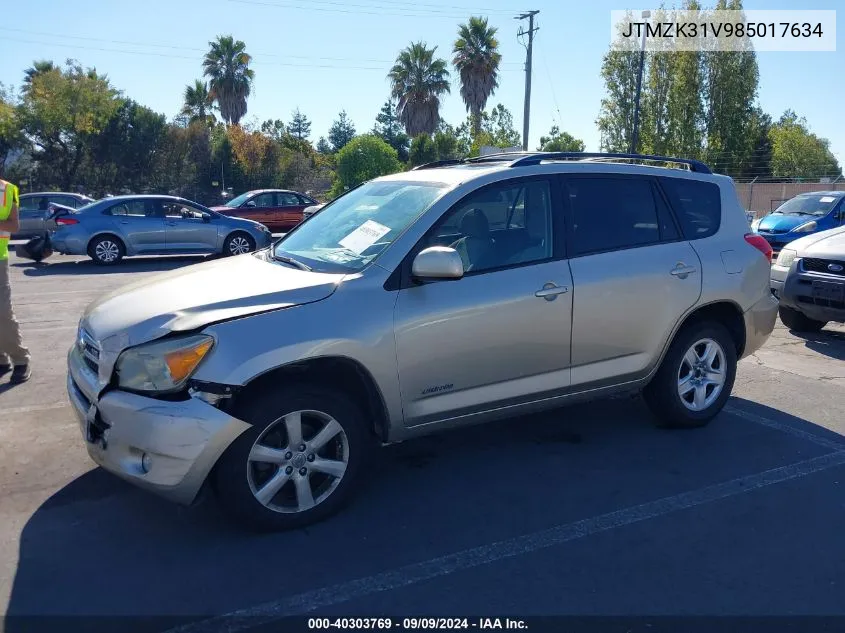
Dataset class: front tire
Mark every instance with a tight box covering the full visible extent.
[88,235,124,265]
[224,232,256,257]
[214,386,371,531]
[644,322,737,429]
[778,306,826,333]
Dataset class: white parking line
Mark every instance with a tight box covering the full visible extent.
[725,405,845,451]
[3,403,68,415]
[168,449,845,630]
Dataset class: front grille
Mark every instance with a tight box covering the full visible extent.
[798,295,845,310]
[79,328,101,375]
[763,228,790,235]
[802,257,845,277]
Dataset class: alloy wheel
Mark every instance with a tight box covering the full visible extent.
[677,337,726,412]
[229,236,252,255]
[95,240,120,263]
[246,410,349,513]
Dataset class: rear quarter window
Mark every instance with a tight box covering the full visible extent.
[660,177,722,239]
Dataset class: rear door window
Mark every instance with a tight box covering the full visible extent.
[660,177,722,239]
[108,200,156,217]
[565,176,664,256]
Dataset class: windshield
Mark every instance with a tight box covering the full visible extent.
[773,195,840,216]
[273,180,449,273]
[224,192,252,208]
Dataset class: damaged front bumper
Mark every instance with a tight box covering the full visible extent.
[67,345,250,505]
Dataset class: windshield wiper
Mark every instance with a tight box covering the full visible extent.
[272,253,312,271]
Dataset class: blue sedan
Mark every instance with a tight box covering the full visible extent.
[50,195,273,265]
[753,191,845,254]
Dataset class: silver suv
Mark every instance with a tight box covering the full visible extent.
[67,152,778,531]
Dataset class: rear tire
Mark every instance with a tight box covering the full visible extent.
[644,322,737,429]
[778,306,826,333]
[88,235,124,265]
[223,232,256,257]
[214,385,372,531]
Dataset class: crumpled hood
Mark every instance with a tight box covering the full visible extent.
[787,225,845,257]
[82,253,343,350]
[758,213,816,232]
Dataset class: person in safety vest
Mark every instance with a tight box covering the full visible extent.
[0,179,31,383]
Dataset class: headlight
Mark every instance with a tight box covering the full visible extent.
[115,334,213,393]
[791,221,817,233]
[775,249,797,268]
[750,219,761,232]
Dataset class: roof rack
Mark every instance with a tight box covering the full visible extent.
[508,152,712,174]
[411,159,466,170]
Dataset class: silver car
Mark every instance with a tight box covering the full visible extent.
[67,153,778,530]
[16,191,96,238]
[770,225,845,331]
[51,195,273,264]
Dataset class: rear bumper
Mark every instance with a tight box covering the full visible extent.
[772,262,845,323]
[742,292,779,358]
[67,346,250,505]
[50,232,87,255]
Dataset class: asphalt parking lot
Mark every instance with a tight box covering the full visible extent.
[1,250,845,631]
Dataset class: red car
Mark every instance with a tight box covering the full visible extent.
[211,189,318,233]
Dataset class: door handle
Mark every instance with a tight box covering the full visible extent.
[670,263,697,279]
[166,221,177,226]
[535,283,569,301]
[120,221,129,225]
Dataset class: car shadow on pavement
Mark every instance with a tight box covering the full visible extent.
[13,256,212,277]
[4,396,844,626]
[789,328,845,361]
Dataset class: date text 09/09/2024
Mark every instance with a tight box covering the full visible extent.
[308,618,528,630]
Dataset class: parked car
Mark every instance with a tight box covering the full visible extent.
[752,191,845,255]
[51,195,272,265]
[16,192,95,238]
[211,189,318,233]
[67,152,777,530]
[302,203,325,222]
[770,225,845,332]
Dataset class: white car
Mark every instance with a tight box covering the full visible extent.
[302,203,325,222]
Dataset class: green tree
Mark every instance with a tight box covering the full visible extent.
[452,16,501,135]
[485,104,521,147]
[181,79,215,126]
[740,106,772,180]
[373,99,409,162]
[0,84,24,177]
[409,134,438,166]
[702,0,759,175]
[596,13,640,152]
[768,110,841,180]
[316,137,332,154]
[202,35,254,126]
[639,7,673,155]
[260,118,285,141]
[538,125,585,152]
[332,134,401,196]
[388,42,451,137]
[22,60,56,91]
[286,108,311,140]
[328,109,356,152]
[18,60,122,189]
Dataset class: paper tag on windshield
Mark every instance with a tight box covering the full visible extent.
[819,196,836,203]
[339,220,390,254]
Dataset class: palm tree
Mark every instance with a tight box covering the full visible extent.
[22,60,56,91]
[181,79,215,125]
[202,35,254,126]
[452,16,501,135]
[388,42,450,137]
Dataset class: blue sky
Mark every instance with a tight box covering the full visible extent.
[1,0,842,163]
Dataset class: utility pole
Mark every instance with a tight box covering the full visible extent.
[516,10,540,151]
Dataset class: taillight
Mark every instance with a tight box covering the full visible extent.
[56,217,79,226]
[745,233,773,263]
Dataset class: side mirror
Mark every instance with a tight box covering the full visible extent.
[411,246,464,282]
[245,200,257,208]
[202,213,211,223]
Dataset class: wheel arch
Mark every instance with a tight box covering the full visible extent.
[233,356,391,443]
[653,300,746,378]
[87,232,127,256]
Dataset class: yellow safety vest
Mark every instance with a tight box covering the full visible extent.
[0,179,19,261]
